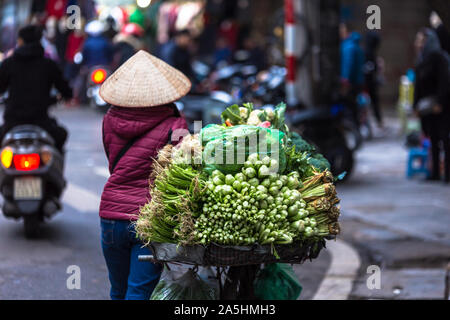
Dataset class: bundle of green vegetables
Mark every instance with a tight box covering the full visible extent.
[136,101,341,249]
[193,153,339,246]
[299,170,341,237]
[136,143,205,245]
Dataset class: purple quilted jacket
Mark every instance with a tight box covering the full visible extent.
[100,104,188,221]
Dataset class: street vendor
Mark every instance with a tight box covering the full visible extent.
[98,50,190,300]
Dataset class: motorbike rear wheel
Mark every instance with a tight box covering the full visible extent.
[23,215,41,239]
[325,144,354,181]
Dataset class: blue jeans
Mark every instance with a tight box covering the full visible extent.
[100,218,162,300]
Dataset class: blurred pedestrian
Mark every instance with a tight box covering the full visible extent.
[29,0,47,25]
[103,15,119,42]
[213,37,232,68]
[0,25,73,152]
[159,30,194,81]
[79,20,113,104]
[430,12,450,55]
[219,18,239,51]
[364,31,383,128]
[242,35,267,71]
[413,28,450,183]
[64,21,86,105]
[112,23,145,71]
[55,16,70,69]
[82,20,113,68]
[340,22,365,127]
[98,50,190,300]
[42,16,60,62]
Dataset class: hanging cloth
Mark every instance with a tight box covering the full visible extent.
[46,0,68,19]
[175,2,203,31]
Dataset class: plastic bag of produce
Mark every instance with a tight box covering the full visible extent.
[200,124,286,174]
[254,263,302,300]
[150,267,218,300]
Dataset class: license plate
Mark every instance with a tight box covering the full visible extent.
[14,177,42,200]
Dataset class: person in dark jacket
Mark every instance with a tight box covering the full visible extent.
[82,20,113,68]
[414,28,450,182]
[0,25,73,152]
[160,30,194,81]
[430,11,450,55]
[340,22,365,127]
[78,20,113,103]
[111,23,144,71]
[364,31,383,128]
[98,50,190,300]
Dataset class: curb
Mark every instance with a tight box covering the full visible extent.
[312,240,361,300]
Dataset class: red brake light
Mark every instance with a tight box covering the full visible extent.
[13,154,40,171]
[91,69,107,84]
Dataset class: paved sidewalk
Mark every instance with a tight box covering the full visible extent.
[337,119,450,299]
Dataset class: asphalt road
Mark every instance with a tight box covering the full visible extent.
[0,106,110,299]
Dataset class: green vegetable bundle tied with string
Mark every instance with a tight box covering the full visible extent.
[136,143,205,245]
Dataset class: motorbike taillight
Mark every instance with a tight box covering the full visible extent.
[13,154,40,171]
[91,69,107,84]
[1,147,13,168]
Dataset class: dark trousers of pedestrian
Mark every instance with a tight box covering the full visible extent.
[366,75,382,126]
[0,116,68,152]
[422,114,450,182]
[100,218,163,300]
[344,86,362,129]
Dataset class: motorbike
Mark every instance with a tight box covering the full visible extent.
[0,125,66,238]
[176,93,230,133]
[73,52,110,112]
[287,105,355,180]
[86,66,111,112]
[252,66,287,106]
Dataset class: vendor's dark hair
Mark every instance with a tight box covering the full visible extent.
[18,25,43,44]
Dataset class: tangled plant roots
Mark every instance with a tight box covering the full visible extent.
[149,144,173,181]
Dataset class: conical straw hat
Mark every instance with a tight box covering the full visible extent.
[99,50,192,107]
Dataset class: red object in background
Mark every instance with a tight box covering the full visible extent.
[122,23,145,38]
[219,20,239,51]
[46,0,68,19]
[286,55,296,82]
[13,154,40,171]
[65,32,85,63]
[91,69,107,84]
[284,0,295,24]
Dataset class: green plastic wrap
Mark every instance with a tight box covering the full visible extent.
[254,263,302,300]
[150,269,218,300]
[200,124,286,175]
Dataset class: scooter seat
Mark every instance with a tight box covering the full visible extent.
[2,125,55,146]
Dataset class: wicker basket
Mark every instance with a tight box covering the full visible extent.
[149,240,326,267]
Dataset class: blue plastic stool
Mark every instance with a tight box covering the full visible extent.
[406,148,430,178]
